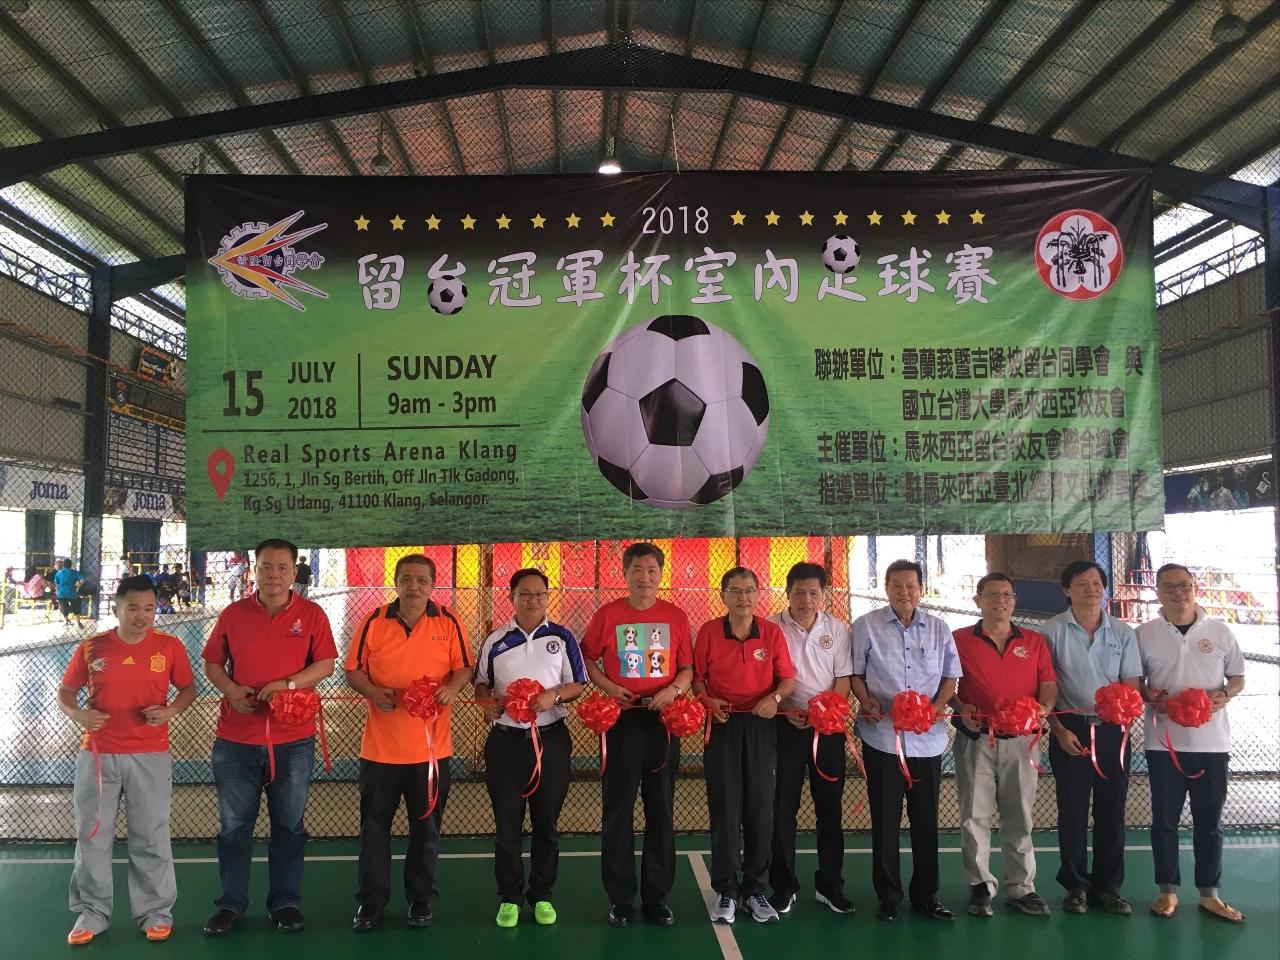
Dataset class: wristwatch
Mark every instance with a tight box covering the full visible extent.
[773,692,783,705]
[286,678,297,690]
[553,689,564,706]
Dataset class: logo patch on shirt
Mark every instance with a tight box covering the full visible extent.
[121,655,136,665]
[752,647,768,662]
[545,639,560,654]
[289,618,303,636]
[1197,638,1215,655]
[818,635,833,649]
[150,653,167,673]
[89,657,106,673]
[1012,645,1028,659]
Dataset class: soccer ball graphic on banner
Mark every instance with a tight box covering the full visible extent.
[821,235,861,273]
[580,315,770,509]
[427,276,468,315]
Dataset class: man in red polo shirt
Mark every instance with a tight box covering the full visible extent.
[581,542,693,928]
[951,572,1057,919]
[201,539,337,937]
[694,566,795,925]
[58,574,196,946]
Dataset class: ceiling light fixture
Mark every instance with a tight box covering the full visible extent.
[371,117,391,174]
[1210,2,1246,43]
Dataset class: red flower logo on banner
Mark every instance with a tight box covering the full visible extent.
[1035,209,1124,300]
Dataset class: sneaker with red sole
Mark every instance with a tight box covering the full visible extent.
[66,929,94,947]
[145,925,172,942]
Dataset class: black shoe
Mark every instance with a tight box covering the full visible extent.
[271,906,306,932]
[407,902,433,927]
[352,905,382,931]
[608,903,636,927]
[641,903,675,926]
[968,883,994,918]
[1063,888,1089,913]
[815,890,856,915]
[202,909,239,937]
[1088,892,1133,916]
[914,900,954,920]
[876,901,898,921]
[768,891,797,914]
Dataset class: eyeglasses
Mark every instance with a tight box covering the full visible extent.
[725,587,758,597]
[515,591,548,601]
[1158,581,1195,593]
[981,591,1016,601]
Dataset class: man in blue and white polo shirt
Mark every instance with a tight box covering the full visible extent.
[474,568,586,930]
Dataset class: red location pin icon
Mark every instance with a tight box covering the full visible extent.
[207,448,236,503]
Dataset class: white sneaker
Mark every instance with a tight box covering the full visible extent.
[710,895,736,924]
[744,892,780,924]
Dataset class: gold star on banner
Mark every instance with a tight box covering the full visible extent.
[935,210,951,225]
[731,210,746,226]
[389,214,405,230]
[496,214,512,229]
[600,212,616,227]
[799,210,815,226]
[970,209,985,224]
[531,213,546,229]
[901,210,917,225]
[765,210,780,226]
[354,215,370,231]
[867,210,883,226]
[566,212,581,228]
[425,214,441,230]
[460,214,476,230]
[833,210,849,226]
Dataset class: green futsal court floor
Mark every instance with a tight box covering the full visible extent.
[3,831,1275,959]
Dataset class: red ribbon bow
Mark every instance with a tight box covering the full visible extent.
[265,689,330,784]
[577,691,622,778]
[991,695,1045,771]
[1090,681,1144,779]
[1160,687,1213,779]
[807,691,866,785]
[403,676,447,817]
[661,695,707,738]
[890,691,936,787]
[503,678,546,796]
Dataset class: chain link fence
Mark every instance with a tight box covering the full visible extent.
[1,535,1275,842]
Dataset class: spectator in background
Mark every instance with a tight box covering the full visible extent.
[226,553,248,602]
[294,559,312,599]
[23,566,49,601]
[172,564,192,608]
[54,559,85,625]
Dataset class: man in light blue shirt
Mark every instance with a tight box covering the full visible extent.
[1043,559,1142,917]
[851,559,961,922]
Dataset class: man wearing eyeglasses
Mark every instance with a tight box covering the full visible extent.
[1136,564,1245,923]
[950,572,1056,918]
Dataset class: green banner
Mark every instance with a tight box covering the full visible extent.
[186,170,1161,549]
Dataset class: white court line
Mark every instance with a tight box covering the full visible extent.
[686,851,743,960]
[2,842,1276,866]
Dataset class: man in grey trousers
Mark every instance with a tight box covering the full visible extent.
[58,574,196,946]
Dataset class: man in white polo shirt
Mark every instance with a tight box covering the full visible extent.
[767,562,855,917]
[1136,563,1245,923]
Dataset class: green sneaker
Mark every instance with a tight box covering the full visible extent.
[496,903,519,928]
[533,901,557,925]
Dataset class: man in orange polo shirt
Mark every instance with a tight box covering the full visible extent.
[344,554,472,930]
[58,574,196,946]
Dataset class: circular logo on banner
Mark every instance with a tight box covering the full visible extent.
[1035,209,1124,300]
[818,635,834,650]
[1197,638,1214,655]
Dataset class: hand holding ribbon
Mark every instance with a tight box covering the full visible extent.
[504,678,546,796]
[404,676,446,817]
[890,690,935,787]
[1161,687,1213,779]
[1091,681,1144,779]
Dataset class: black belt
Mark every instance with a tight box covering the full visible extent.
[491,718,565,737]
